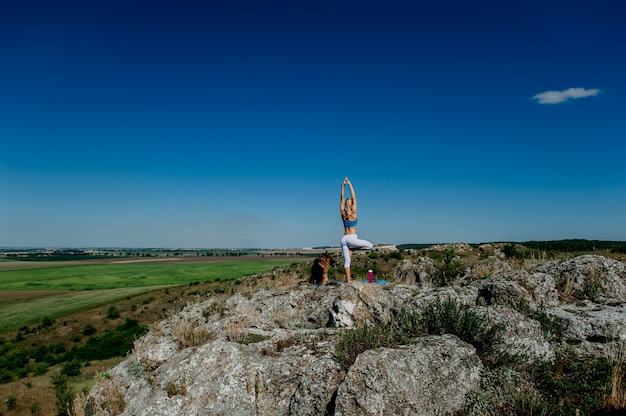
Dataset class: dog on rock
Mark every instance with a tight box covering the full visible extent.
[309,252,336,285]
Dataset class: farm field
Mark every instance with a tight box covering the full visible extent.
[0,286,165,333]
[0,258,302,333]
[0,259,297,290]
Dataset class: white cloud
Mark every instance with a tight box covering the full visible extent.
[532,87,600,104]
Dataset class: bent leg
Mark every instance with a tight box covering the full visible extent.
[345,235,373,251]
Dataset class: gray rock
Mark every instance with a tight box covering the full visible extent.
[334,334,483,416]
[472,306,554,362]
[520,272,559,307]
[545,301,626,354]
[473,276,533,310]
[538,254,626,301]
[394,256,439,289]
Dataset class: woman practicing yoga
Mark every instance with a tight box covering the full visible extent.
[340,177,373,281]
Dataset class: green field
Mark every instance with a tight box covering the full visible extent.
[0,260,295,290]
[0,260,298,332]
[0,287,166,333]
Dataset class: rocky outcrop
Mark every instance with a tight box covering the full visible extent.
[82,254,626,416]
[395,257,439,289]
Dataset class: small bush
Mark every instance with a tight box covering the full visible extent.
[388,250,404,260]
[439,248,461,285]
[164,380,186,397]
[41,316,55,328]
[174,320,214,348]
[30,400,42,416]
[61,357,82,376]
[83,323,97,336]
[0,369,13,384]
[78,376,126,415]
[5,395,17,409]
[603,341,626,411]
[51,342,66,355]
[125,359,145,379]
[106,305,120,319]
[333,298,505,371]
[419,297,504,362]
[577,278,603,300]
[238,333,269,345]
[502,243,517,259]
[529,350,612,414]
[51,373,74,416]
[203,301,226,319]
[531,308,563,342]
[64,323,148,362]
[32,362,49,376]
[333,324,399,370]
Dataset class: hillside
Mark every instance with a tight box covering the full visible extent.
[77,243,626,415]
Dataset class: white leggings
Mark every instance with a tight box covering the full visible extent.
[340,234,373,268]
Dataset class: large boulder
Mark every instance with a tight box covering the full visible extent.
[334,335,483,416]
[473,276,533,310]
[538,255,626,302]
[394,256,439,289]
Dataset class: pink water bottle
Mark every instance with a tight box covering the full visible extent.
[367,270,373,283]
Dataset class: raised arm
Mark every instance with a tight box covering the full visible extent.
[340,179,346,215]
[345,179,357,212]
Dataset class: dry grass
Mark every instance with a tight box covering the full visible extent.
[605,341,626,409]
[173,319,215,349]
[73,373,126,416]
[226,320,247,343]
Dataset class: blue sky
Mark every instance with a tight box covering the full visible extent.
[1,0,625,248]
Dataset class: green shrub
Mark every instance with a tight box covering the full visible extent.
[333,324,399,370]
[83,323,97,336]
[237,333,269,345]
[61,357,82,376]
[334,298,504,371]
[439,248,460,284]
[64,322,147,362]
[31,345,49,362]
[32,362,49,376]
[502,243,517,259]
[419,297,504,362]
[118,317,139,330]
[368,251,380,259]
[388,250,404,260]
[106,305,120,319]
[30,401,42,416]
[576,278,603,300]
[5,395,16,409]
[529,350,612,415]
[0,369,13,384]
[51,342,66,355]
[531,308,563,342]
[125,359,146,379]
[41,316,55,328]
[51,373,74,416]
[1,347,28,371]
